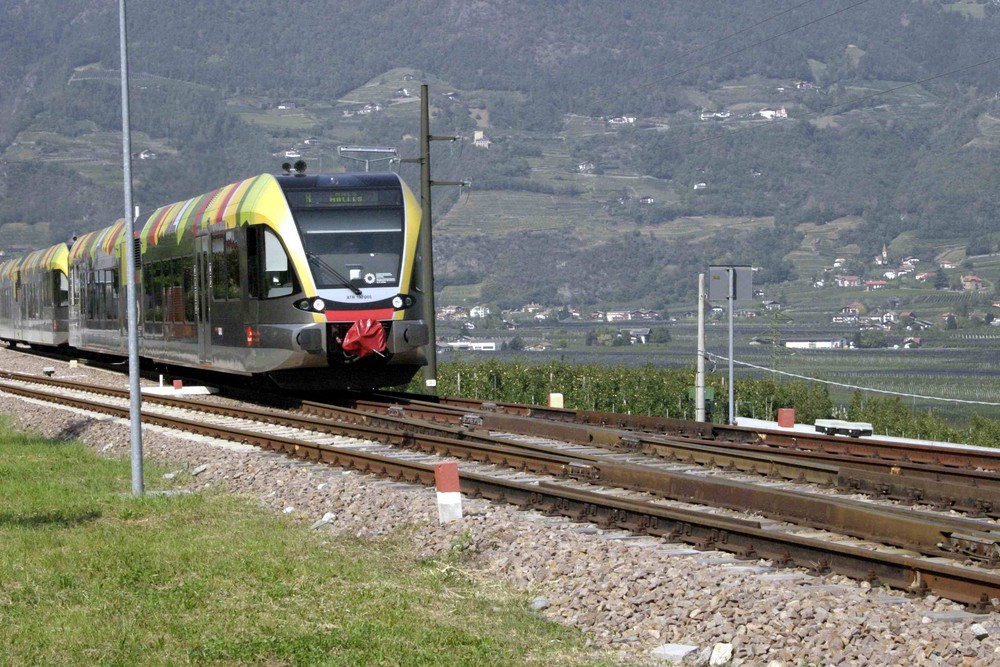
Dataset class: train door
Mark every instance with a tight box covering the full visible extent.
[13,270,23,341]
[195,235,212,363]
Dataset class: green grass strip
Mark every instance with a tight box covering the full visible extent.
[0,424,609,666]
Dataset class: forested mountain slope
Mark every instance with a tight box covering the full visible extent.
[1,0,998,307]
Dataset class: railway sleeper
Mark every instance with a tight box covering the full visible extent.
[940,532,1000,566]
[838,467,1000,518]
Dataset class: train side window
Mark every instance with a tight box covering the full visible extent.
[111,269,120,323]
[211,233,227,301]
[207,231,242,301]
[103,270,115,325]
[248,226,298,299]
[181,258,195,323]
[225,230,240,299]
[57,272,69,308]
[93,271,101,323]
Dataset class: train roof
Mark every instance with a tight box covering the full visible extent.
[0,243,69,281]
[69,220,126,263]
[20,243,69,275]
[140,173,289,249]
[53,172,408,265]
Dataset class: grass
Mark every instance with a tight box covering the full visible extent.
[0,424,612,666]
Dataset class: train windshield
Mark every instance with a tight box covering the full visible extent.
[293,207,403,289]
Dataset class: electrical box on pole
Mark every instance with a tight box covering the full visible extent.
[708,265,752,302]
[708,265,752,425]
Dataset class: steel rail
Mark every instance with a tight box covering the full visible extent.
[429,394,1000,473]
[356,395,1000,517]
[4,375,1000,563]
[4,378,1000,607]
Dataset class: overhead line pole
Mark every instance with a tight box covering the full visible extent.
[404,85,466,396]
[118,0,143,495]
[696,273,706,422]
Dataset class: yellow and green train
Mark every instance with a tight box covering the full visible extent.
[0,172,429,390]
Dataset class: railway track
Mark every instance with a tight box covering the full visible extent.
[363,393,1000,518]
[4,370,1000,609]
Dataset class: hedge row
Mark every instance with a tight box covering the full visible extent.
[406,360,999,448]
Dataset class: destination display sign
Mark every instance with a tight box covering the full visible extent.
[286,190,398,208]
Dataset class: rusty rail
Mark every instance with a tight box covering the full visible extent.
[5,374,1000,607]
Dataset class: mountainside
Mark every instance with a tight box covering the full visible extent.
[1,0,999,309]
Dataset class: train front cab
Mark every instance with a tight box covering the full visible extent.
[266,172,430,390]
[133,172,427,390]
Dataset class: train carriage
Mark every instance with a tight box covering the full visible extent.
[0,244,70,348]
[68,221,127,354]
[138,171,428,388]
[15,170,428,391]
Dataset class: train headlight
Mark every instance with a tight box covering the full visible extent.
[294,297,327,312]
[392,296,404,309]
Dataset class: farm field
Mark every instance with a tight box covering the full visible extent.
[439,319,1000,424]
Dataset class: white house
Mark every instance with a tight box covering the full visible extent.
[758,107,788,120]
[446,339,497,352]
[473,131,492,149]
[785,338,848,350]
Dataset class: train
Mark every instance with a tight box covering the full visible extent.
[0,171,429,391]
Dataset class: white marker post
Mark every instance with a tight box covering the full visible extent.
[434,462,462,524]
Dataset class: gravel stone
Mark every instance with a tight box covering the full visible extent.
[3,350,1000,665]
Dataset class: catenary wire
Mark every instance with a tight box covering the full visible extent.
[632,0,826,82]
[705,352,1000,406]
[643,0,875,87]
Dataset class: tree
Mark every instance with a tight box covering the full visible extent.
[650,327,672,344]
[857,329,887,349]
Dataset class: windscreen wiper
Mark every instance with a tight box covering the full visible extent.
[306,253,362,295]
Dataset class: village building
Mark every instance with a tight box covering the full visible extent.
[473,131,492,149]
[758,107,788,120]
[445,337,497,352]
[962,275,984,291]
[785,338,849,350]
[874,243,889,266]
[618,328,651,345]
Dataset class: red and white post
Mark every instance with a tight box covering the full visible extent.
[434,462,463,524]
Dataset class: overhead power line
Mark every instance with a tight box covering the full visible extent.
[644,0,875,88]
[705,352,1000,406]
[819,53,1000,115]
[634,0,825,82]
